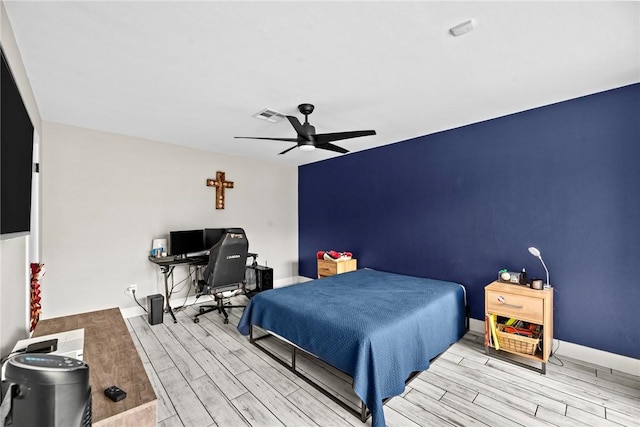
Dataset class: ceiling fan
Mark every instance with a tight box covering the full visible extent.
[235,103,376,155]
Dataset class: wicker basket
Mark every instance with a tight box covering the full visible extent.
[496,324,539,355]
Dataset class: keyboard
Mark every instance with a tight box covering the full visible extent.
[185,255,209,263]
[186,250,210,258]
[149,254,208,264]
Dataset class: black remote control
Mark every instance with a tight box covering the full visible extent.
[104,385,127,402]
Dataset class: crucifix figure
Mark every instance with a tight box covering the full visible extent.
[206,171,234,209]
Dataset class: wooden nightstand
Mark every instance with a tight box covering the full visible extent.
[485,281,553,374]
[317,258,357,278]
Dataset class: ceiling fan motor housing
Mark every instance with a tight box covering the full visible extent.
[298,103,315,116]
[301,123,316,137]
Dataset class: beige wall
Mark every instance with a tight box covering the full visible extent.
[1,1,43,356]
[41,122,298,319]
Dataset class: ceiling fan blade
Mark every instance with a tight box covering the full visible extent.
[314,130,376,144]
[317,143,349,154]
[234,136,299,142]
[278,145,299,155]
[286,116,311,141]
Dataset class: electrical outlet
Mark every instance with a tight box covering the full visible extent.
[126,284,137,295]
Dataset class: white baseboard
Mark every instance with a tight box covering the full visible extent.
[552,340,640,376]
[120,306,147,319]
[468,317,485,335]
[468,318,639,376]
[274,275,312,287]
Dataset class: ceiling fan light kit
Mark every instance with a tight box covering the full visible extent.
[236,103,376,155]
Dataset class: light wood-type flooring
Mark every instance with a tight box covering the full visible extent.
[126,297,640,427]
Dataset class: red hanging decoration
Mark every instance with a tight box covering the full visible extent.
[30,263,45,332]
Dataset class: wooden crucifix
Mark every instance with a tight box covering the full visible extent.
[206,171,234,209]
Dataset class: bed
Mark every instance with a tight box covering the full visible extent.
[237,268,467,427]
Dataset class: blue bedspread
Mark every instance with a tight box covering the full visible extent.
[237,269,466,427]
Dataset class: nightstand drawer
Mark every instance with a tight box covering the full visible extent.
[486,290,543,323]
[318,261,338,277]
[317,259,357,278]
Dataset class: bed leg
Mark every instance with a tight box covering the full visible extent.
[466,304,470,332]
[292,346,297,370]
[249,325,254,343]
[360,401,367,423]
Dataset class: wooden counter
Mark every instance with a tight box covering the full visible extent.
[33,308,157,426]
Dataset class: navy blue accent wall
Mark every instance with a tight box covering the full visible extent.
[299,84,640,358]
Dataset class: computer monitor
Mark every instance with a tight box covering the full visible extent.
[169,230,205,256]
[204,228,226,249]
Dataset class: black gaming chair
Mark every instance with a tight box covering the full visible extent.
[194,228,249,324]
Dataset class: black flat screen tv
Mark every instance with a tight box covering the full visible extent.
[1,47,35,239]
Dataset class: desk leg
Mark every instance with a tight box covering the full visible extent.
[161,267,177,323]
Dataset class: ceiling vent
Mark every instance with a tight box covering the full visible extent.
[252,108,286,123]
[450,19,475,37]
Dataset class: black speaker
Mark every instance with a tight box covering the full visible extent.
[255,266,273,291]
[147,294,164,325]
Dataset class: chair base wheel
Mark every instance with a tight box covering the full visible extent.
[194,317,200,323]
[223,318,229,324]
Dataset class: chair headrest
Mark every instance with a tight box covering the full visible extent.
[224,228,245,238]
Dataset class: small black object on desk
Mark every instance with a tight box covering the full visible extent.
[104,385,126,402]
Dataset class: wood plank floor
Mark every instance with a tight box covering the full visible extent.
[126,296,640,427]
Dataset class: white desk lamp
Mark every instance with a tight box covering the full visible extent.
[528,247,550,289]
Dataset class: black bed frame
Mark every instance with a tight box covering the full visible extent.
[249,325,421,422]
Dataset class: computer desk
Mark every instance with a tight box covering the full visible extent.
[148,253,257,323]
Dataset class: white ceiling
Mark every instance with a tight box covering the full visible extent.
[4,1,639,166]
